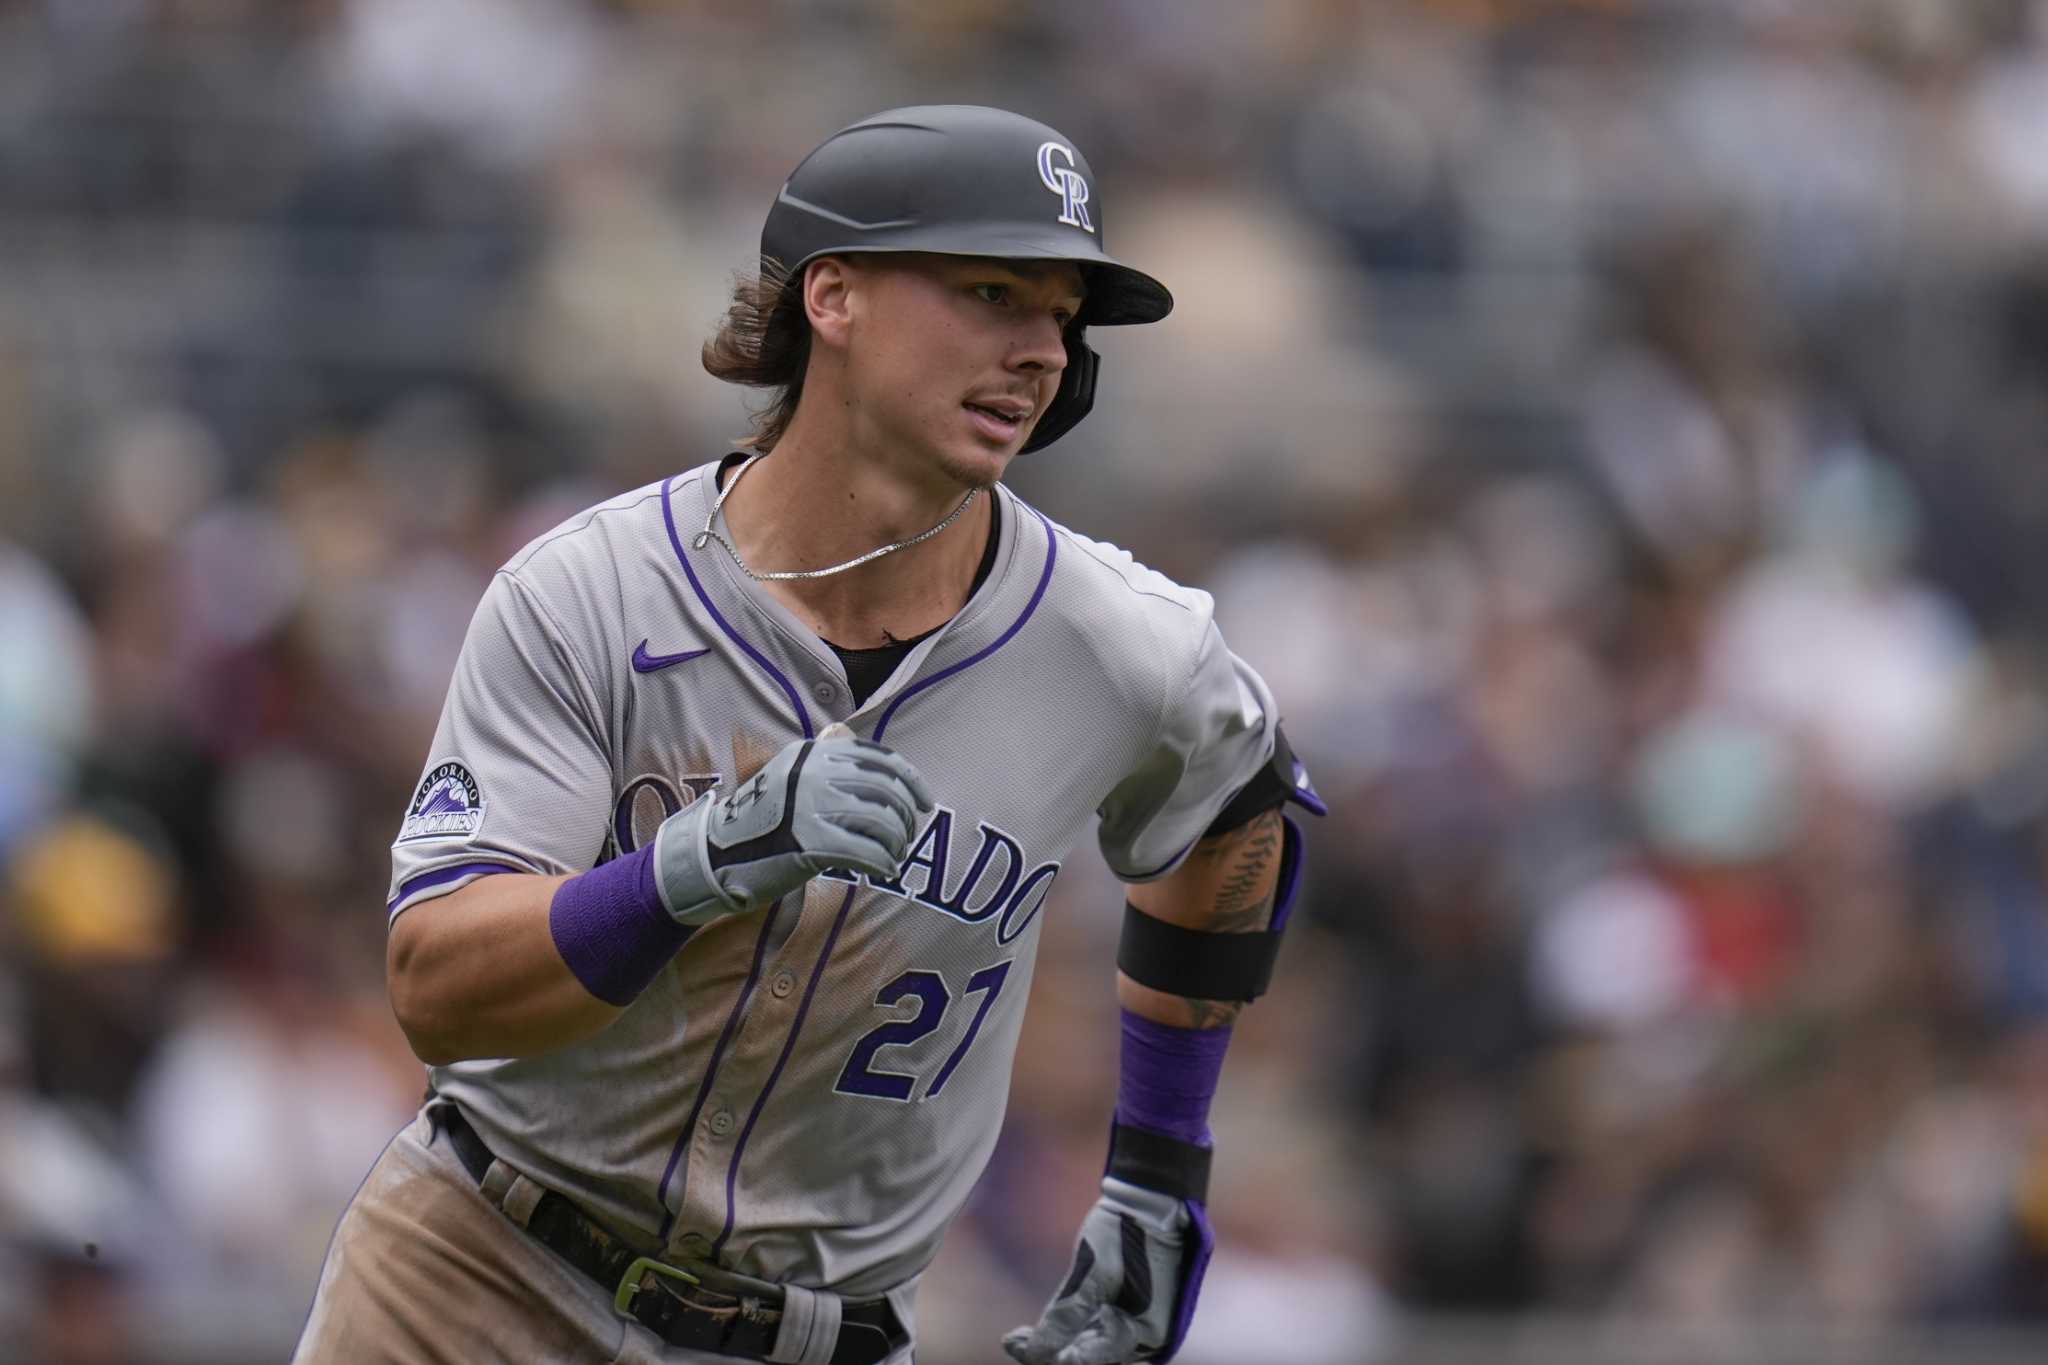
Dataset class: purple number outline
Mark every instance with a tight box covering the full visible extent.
[926,959,1013,1100]
[833,971,951,1101]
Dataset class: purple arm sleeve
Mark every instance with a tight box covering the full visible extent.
[548,844,694,1007]
[1115,1009,1230,1146]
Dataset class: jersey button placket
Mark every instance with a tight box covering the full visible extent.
[812,680,838,705]
[770,970,797,999]
[708,1107,735,1138]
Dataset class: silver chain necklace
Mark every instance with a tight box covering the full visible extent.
[691,452,979,583]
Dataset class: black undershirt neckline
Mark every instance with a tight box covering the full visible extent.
[713,452,1001,708]
[827,496,1000,706]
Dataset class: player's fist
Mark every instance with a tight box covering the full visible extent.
[651,732,935,926]
[1003,1178,1209,1365]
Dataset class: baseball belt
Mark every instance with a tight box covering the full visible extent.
[428,1101,907,1365]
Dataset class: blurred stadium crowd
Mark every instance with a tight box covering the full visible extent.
[9,0,2048,1361]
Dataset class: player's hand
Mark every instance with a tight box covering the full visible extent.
[1002,1177,1209,1365]
[651,730,935,925]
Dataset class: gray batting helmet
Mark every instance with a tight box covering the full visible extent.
[761,105,1173,452]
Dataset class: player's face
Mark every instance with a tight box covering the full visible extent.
[843,255,1085,488]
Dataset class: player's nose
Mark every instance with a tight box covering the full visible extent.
[1008,309,1069,377]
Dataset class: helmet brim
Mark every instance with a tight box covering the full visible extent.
[776,231,1172,328]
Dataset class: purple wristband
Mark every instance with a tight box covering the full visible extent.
[548,844,694,1007]
[1115,1008,1232,1148]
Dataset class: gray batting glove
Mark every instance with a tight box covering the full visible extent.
[651,731,935,926]
[1003,1178,1193,1365]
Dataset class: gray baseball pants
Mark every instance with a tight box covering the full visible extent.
[291,1108,916,1365]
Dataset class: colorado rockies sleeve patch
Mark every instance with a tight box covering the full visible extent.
[400,760,487,842]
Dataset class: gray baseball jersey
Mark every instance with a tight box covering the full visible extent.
[387,457,1280,1301]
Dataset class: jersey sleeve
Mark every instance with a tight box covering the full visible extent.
[1096,618,1280,882]
[386,569,614,921]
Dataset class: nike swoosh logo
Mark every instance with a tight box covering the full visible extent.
[632,640,711,674]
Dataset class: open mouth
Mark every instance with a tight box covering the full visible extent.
[964,400,1030,441]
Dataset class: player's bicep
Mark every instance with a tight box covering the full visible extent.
[1126,807,1284,934]
[387,571,614,920]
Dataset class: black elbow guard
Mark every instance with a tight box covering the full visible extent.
[1117,813,1307,1002]
[1120,727,1323,1002]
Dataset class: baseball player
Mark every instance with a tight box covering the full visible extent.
[293,105,1322,1365]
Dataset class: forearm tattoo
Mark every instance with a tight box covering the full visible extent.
[1160,809,1283,1029]
[1178,997,1244,1030]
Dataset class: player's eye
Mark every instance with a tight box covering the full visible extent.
[972,283,1008,305]
[1053,308,1076,330]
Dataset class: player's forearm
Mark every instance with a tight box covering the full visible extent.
[1119,808,1283,1029]
[387,872,625,1065]
[1116,974,1241,1030]
[388,737,932,1068]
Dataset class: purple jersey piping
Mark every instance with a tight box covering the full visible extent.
[710,883,861,1256]
[385,859,524,915]
[660,474,814,740]
[1122,802,1310,888]
[1123,742,1322,884]
[1126,835,1199,882]
[655,897,787,1240]
[871,506,1057,744]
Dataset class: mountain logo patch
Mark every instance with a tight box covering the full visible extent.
[400,760,486,842]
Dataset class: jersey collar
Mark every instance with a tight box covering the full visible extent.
[664,459,1050,729]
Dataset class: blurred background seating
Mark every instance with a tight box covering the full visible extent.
[9,2,2048,1361]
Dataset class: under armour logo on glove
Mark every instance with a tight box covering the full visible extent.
[1003,1177,1207,1365]
[723,771,770,822]
[650,731,935,926]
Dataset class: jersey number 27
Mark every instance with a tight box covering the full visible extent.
[834,960,1013,1103]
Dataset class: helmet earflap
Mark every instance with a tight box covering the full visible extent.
[1021,330,1098,454]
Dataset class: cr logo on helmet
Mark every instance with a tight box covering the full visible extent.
[1036,142,1093,233]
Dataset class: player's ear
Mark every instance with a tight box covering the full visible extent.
[802,256,857,351]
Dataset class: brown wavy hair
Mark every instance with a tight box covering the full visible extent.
[700,260,812,450]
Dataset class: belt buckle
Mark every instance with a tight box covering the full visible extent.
[612,1255,701,1317]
